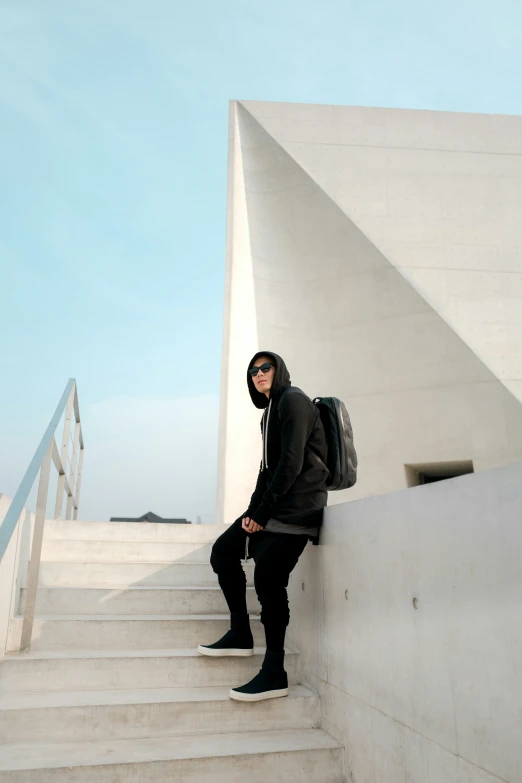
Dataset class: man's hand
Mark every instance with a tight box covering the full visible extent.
[242,517,263,533]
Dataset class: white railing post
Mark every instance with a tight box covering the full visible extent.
[19,441,53,652]
[54,387,75,520]
[73,447,85,521]
[66,420,81,520]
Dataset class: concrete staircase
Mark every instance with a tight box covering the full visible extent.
[0,520,344,781]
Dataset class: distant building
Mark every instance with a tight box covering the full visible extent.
[110,512,190,524]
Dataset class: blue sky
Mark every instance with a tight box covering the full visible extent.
[1,0,521,521]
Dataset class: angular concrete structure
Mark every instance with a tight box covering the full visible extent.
[218,101,522,523]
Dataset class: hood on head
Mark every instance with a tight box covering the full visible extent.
[247,351,291,409]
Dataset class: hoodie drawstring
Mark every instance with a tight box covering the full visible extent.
[262,398,273,470]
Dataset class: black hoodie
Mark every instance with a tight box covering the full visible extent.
[244,351,328,531]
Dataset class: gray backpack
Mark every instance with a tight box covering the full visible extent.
[313,397,358,490]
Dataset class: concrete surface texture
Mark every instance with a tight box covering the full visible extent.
[286,460,522,783]
[0,517,343,781]
[217,100,522,523]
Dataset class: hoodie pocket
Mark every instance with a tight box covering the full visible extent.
[300,448,329,487]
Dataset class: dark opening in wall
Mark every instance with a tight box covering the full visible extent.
[405,461,474,488]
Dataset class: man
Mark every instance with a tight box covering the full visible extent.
[198,351,328,702]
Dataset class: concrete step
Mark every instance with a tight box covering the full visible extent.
[0,728,344,782]
[0,648,299,695]
[0,685,319,743]
[41,539,215,563]
[7,614,264,652]
[19,586,261,615]
[44,520,227,543]
[35,560,254,587]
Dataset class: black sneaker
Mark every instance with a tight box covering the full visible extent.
[197,613,254,657]
[229,650,288,701]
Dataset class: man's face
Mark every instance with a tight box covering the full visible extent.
[251,355,276,396]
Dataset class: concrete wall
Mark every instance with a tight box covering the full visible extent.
[216,102,259,527]
[218,100,522,523]
[286,461,522,783]
[0,494,33,656]
[241,101,522,406]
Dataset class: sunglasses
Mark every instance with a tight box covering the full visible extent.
[249,362,275,377]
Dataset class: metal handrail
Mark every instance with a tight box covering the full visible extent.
[0,379,84,652]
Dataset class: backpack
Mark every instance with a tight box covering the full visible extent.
[313,397,358,490]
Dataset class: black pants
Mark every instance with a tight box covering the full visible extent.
[210,518,308,652]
